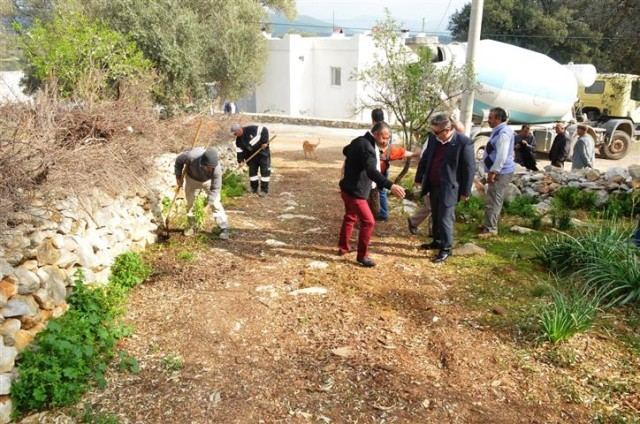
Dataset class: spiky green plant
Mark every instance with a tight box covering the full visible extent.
[539,286,598,343]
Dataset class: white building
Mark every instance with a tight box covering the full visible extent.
[0,71,31,104]
[239,32,383,123]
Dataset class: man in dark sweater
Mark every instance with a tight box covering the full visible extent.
[549,122,570,168]
[338,122,405,267]
[414,113,475,263]
[231,123,271,196]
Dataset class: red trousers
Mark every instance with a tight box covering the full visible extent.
[338,190,374,260]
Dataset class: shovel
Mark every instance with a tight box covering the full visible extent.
[159,119,204,240]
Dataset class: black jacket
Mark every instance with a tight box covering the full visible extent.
[339,132,392,199]
[235,125,269,163]
[415,132,475,207]
[549,131,570,163]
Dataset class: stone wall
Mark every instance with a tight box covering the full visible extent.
[0,142,237,423]
[493,164,640,214]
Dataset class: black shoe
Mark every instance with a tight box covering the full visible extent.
[337,247,353,256]
[407,218,418,235]
[258,191,268,197]
[432,249,451,263]
[377,216,388,222]
[420,241,441,250]
[357,257,376,267]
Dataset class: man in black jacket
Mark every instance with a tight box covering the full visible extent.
[549,122,570,168]
[414,113,475,263]
[338,122,405,267]
[231,123,271,196]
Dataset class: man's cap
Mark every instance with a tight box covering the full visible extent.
[200,148,219,167]
[229,123,242,135]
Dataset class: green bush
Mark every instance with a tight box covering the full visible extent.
[551,209,573,230]
[109,252,151,289]
[11,270,118,414]
[11,252,151,417]
[604,192,638,219]
[504,195,537,218]
[456,195,485,221]
[553,187,597,210]
[221,170,246,201]
[14,11,150,99]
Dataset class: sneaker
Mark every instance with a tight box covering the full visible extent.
[258,191,268,197]
[219,228,229,240]
[420,241,441,250]
[357,257,376,267]
[407,218,418,235]
[183,227,195,236]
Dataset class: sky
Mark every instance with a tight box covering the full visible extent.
[295,0,469,33]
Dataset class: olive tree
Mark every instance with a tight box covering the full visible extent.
[353,10,476,182]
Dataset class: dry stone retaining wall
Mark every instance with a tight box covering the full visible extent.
[0,142,236,423]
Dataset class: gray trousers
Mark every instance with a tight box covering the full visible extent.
[185,175,228,229]
[482,172,514,234]
[409,193,433,236]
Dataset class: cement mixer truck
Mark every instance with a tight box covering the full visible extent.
[438,40,640,160]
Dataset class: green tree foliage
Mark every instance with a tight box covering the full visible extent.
[13,10,150,99]
[447,0,640,74]
[82,0,295,107]
[353,10,476,182]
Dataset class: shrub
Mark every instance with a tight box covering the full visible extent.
[456,195,485,221]
[14,11,150,100]
[551,209,573,230]
[11,252,151,417]
[109,251,151,289]
[504,195,537,218]
[553,187,597,210]
[221,170,246,201]
[11,270,119,414]
[604,192,638,219]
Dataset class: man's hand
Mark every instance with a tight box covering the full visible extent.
[176,176,184,188]
[389,184,406,199]
[260,143,269,150]
[413,182,421,189]
[460,195,470,202]
[487,172,497,184]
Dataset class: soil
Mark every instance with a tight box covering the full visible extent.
[27,123,640,424]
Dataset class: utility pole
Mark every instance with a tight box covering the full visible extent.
[459,0,484,136]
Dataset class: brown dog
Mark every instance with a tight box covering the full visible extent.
[303,138,321,159]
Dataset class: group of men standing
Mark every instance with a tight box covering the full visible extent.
[171,108,597,263]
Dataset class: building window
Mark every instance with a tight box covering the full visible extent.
[330,67,341,86]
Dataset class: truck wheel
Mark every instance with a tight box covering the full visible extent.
[473,135,488,161]
[601,130,631,160]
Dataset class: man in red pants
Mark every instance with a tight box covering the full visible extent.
[337,122,405,267]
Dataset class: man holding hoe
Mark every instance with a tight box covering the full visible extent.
[174,148,230,240]
[231,123,272,197]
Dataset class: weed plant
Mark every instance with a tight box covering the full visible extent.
[553,187,597,210]
[10,252,150,417]
[539,285,598,343]
[456,195,484,221]
[503,195,537,218]
[221,170,246,201]
[551,209,573,230]
[604,191,638,219]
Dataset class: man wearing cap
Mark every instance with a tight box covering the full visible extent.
[514,124,538,171]
[571,124,595,170]
[174,147,229,239]
[230,123,271,196]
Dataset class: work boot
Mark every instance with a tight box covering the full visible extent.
[219,228,229,240]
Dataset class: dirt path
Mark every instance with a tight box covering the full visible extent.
[35,126,597,423]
